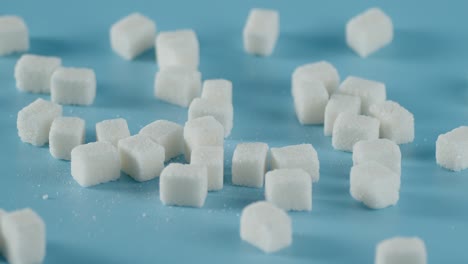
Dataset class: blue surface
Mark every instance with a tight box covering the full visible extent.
[1,0,468,263]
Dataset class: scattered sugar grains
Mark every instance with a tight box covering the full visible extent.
[156,29,199,69]
[139,120,184,161]
[324,94,361,136]
[271,144,320,182]
[14,54,62,94]
[243,8,279,56]
[51,67,97,106]
[353,139,401,175]
[332,113,380,152]
[183,116,224,162]
[0,15,29,55]
[154,66,202,107]
[232,142,269,188]
[49,117,85,160]
[292,61,340,95]
[375,237,427,264]
[188,98,234,137]
[436,126,468,171]
[265,169,312,211]
[293,79,329,125]
[240,201,292,253]
[96,118,131,147]
[339,76,386,115]
[191,146,224,191]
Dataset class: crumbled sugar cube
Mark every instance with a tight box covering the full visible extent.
[49,117,85,160]
[110,13,156,60]
[369,101,415,144]
[14,54,62,94]
[324,94,361,136]
[270,144,320,182]
[243,8,279,56]
[154,67,201,107]
[156,29,199,69]
[232,142,269,188]
[293,79,329,125]
[191,146,224,191]
[339,76,386,115]
[265,169,312,211]
[17,98,63,146]
[201,79,233,104]
[353,139,401,175]
[71,142,121,187]
[0,16,29,55]
[118,134,165,182]
[188,98,234,137]
[240,201,292,253]
[346,8,393,58]
[159,163,208,207]
[51,67,96,106]
[332,113,380,152]
[96,118,131,147]
[139,120,183,161]
[1,208,46,264]
[436,126,468,171]
[292,61,340,95]
[375,237,427,264]
[183,116,224,162]
[350,161,400,209]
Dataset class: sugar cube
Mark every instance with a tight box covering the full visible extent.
[139,120,183,161]
[71,142,121,187]
[110,13,156,60]
[191,146,224,191]
[332,113,380,152]
[0,16,29,56]
[346,8,393,58]
[292,61,340,95]
[51,67,96,106]
[1,208,46,264]
[154,67,201,107]
[293,79,329,125]
[159,163,208,207]
[17,98,62,146]
[369,101,415,144]
[49,117,85,160]
[232,142,269,188]
[96,118,130,147]
[353,139,401,175]
[271,144,320,182]
[14,54,62,93]
[240,201,292,253]
[265,169,312,211]
[339,76,386,115]
[201,79,233,104]
[243,8,279,56]
[183,116,224,162]
[350,161,400,209]
[324,94,361,136]
[188,98,234,137]
[375,237,427,264]
[156,29,199,69]
[436,126,468,171]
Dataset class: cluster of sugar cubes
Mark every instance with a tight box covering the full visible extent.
[375,236,427,264]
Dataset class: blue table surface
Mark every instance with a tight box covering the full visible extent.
[1,0,468,263]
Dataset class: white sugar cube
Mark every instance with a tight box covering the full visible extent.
[346,8,393,58]
[159,163,208,207]
[271,144,320,182]
[353,139,401,175]
[332,113,380,152]
[156,29,199,69]
[118,135,164,182]
[243,8,279,56]
[339,76,386,115]
[240,201,292,253]
[139,120,183,161]
[292,61,340,95]
[183,116,224,162]
[188,98,234,137]
[49,117,85,160]
[0,16,29,55]
[265,169,312,211]
[17,98,62,146]
[232,142,269,188]
[369,101,415,144]
[436,126,468,171]
[51,67,96,106]
[191,146,224,191]
[376,237,427,264]
[96,118,130,147]
[324,94,361,136]
[293,79,329,125]
[154,67,201,107]
[1,208,46,264]
[110,13,156,60]
[14,54,62,93]
[201,79,233,104]
[350,161,400,209]
[71,142,121,187]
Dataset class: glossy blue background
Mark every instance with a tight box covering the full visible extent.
[1,0,467,263]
